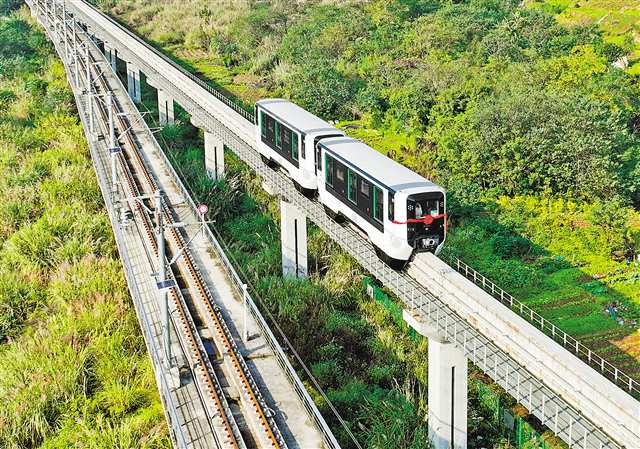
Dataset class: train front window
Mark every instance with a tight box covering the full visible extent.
[407,194,443,220]
[260,111,266,137]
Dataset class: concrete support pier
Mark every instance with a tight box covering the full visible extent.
[403,310,468,449]
[204,131,224,181]
[280,200,307,278]
[158,89,174,125]
[126,62,141,103]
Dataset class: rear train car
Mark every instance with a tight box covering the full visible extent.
[316,137,446,266]
[255,99,344,194]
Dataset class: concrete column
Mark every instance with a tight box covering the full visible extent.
[126,62,141,103]
[158,89,174,125]
[404,310,468,449]
[280,200,307,278]
[204,131,224,181]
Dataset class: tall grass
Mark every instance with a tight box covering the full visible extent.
[0,5,169,448]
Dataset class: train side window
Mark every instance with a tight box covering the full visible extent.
[373,186,383,222]
[388,193,394,221]
[336,166,345,182]
[325,156,334,186]
[275,121,281,148]
[347,169,357,203]
[361,179,370,198]
[291,132,299,160]
[260,112,266,137]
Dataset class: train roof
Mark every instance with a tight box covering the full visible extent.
[319,137,441,193]
[256,99,338,135]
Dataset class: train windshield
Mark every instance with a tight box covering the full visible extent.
[408,193,444,220]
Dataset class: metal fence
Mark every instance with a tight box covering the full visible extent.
[442,253,640,398]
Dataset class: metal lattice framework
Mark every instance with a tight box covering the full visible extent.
[29,2,640,449]
[29,2,343,448]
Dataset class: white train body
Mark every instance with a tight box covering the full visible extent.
[254,99,446,265]
[255,99,344,191]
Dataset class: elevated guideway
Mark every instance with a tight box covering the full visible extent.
[28,2,340,448]
[33,1,640,449]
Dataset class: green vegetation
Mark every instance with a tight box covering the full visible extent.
[95,0,640,445]
[102,0,640,379]
[0,4,169,448]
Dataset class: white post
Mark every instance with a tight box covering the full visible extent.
[155,190,171,366]
[72,21,78,86]
[107,92,118,198]
[280,200,308,278]
[428,339,468,449]
[242,284,248,342]
[62,1,68,60]
[157,89,174,125]
[402,310,468,449]
[204,131,224,181]
[126,62,141,103]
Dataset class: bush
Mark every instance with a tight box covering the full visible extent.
[489,233,533,259]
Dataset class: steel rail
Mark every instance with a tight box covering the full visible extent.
[57,8,288,449]
[51,10,248,449]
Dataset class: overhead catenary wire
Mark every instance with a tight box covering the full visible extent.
[135,98,364,449]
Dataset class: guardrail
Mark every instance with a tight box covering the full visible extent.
[443,254,640,398]
[88,6,255,123]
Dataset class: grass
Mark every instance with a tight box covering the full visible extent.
[0,5,170,448]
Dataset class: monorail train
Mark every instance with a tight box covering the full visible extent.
[255,99,446,267]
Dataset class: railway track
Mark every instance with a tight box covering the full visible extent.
[57,13,286,449]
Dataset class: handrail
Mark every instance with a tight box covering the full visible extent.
[127,60,342,449]
[84,3,255,123]
[442,253,640,398]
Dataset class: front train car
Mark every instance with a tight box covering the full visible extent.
[316,137,446,268]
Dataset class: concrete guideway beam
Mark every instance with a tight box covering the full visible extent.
[404,310,468,449]
[280,200,307,278]
[126,62,141,103]
[158,89,174,125]
[204,131,224,181]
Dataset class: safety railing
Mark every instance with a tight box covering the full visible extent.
[81,0,255,123]
[444,254,640,398]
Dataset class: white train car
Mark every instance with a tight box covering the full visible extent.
[255,99,344,194]
[317,137,446,266]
